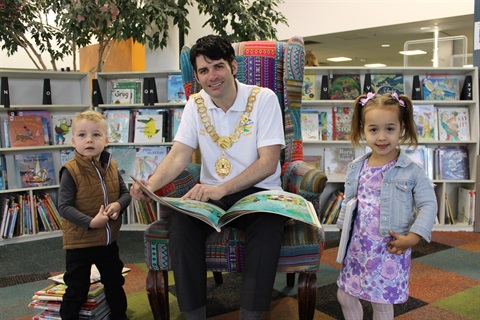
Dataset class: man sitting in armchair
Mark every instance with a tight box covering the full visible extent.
[130,34,288,320]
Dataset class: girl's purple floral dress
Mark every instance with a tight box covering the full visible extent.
[337,157,411,304]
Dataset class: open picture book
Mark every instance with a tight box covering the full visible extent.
[130,175,322,232]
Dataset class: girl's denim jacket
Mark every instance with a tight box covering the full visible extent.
[336,151,438,242]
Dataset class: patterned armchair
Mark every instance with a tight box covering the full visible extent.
[144,36,327,320]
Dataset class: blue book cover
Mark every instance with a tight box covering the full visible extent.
[103,109,131,143]
[14,152,56,188]
[423,76,459,101]
[167,74,186,103]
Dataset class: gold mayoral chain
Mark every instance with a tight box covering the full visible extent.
[194,87,260,178]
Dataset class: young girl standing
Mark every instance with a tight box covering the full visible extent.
[336,92,438,319]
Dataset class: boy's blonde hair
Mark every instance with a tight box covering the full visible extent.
[72,110,108,134]
[350,93,418,148]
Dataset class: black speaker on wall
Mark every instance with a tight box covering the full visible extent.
[320,75,330,99]
[1,77,10,108]
[411,75,422,100]
[460,75,473,100]
[43,79,52,105]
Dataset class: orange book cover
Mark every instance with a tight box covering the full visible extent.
[9,115,46,147]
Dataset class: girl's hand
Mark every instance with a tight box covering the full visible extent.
[105,202,121,220]
[89,205,109,228]
[387,231,421,255]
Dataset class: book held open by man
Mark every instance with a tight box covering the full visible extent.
[130,175,322,232]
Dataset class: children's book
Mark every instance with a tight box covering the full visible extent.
[332,107,353,141]
[437,107,470,141]
[14,152,56,188]
[324,147,356,180]
[336,197,357,264]
[329,74,361,100]
[304,154,323,171]
[170,108,183,140]
[135,146,168,181]
[109,146,137,183]
[130,175,321,233]
[133,114,164,143]
[436,147,469,180]
[370,74,404,95]
[301,109,320,141]
[60,149,75,165]
[48,264,131,284]
[412,104,437,141]
[0,155,7,190]
[167,74,187,102]
[110,79,142,104]
[403,145,434,180]
[318,109,333,140]
[16,110,51,145]
[457,187,474,224]
[103,109,131,143]
[422,76,459,100]
[9,115,46,147]
[51,112,75,145]
[302,75,316,100]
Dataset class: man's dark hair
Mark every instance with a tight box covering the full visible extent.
[190,35,236,71]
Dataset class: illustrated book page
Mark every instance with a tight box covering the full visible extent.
[130,175,321,233]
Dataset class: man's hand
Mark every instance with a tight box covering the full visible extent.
[130,178,152,202]
[105,202,121,220]
[182,183,226,202]
[89,205,109,228]
[387,231,421,255]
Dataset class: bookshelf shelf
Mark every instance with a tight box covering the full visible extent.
[303,66,479,232]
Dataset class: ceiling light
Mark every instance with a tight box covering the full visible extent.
[463,64,473,68]
[420,27,431,31]
[327,57,352,62]
[381,44,390,47]
[399,50,427,55]
[364,63,386,67]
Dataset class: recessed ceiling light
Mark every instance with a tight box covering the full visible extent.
[381,44,390,47]
[399,50,427,55]
[364,63,386,67]
[326,57,352,62]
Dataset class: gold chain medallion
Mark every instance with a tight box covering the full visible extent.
[194,87,260,178]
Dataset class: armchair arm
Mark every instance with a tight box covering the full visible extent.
[153,163,201,197]
[282,161,327,213]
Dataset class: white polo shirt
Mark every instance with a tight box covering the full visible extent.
[174,80,285,190]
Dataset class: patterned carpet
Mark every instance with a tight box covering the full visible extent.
[1,230,479,320]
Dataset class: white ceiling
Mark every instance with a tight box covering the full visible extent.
[303,15,474,67]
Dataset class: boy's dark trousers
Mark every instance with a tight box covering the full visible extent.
[60,241,127,320]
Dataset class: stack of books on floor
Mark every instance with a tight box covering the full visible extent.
[29,282,110,319]
[28,265,130,319]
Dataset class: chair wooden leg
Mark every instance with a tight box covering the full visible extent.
[286,273,295,287]
[297,272,317,320]
[213,271,223,284]
[146,270,170,320]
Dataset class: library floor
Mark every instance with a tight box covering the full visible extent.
[0,230,479,320]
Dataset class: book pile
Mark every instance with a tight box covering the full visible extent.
[29,282,110,320]
[28,265,130,319]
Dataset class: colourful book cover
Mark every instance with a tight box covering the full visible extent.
[437,107,470,141]
[324,147,356,180]
[110,79,142,104]
[300,109,319,141]
[332,107,353,141]
[412,104,437,141]
[103,109,131,143]
[422,76,459,100]
[17,110,51,145]
[133,114,164,143]
[14,152,56,188]
[135,146,168,180]
[370,74,404,95]
[167,74,187,102]
[302,75,316,100]
[9,115,46,147]
[318,109,333,140]
[51,112,75,145]
[171,108,183,140]
[329,74,361,100]
[109,146,137,183]
[60,149,75,165]
[304,155,323,171]
[437,147,469,180]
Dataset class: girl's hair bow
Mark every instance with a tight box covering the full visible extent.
[391,92,405,107]
[359,92,375,106]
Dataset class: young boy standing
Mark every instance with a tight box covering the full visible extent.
[58,110,131,320]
